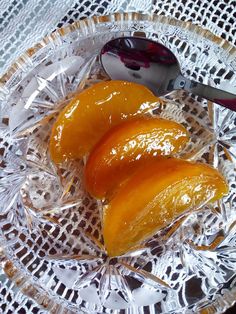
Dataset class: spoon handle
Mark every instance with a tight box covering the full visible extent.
[175,75,236,111]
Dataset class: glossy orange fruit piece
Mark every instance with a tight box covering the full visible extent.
[85,117,189,199]
[103,157,228,256]
[50,80,160,163]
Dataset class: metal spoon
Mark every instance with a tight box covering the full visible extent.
[100,36,236,111]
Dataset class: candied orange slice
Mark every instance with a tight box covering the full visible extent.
[103,157,228,256]
[50,80,160,163]
[85,117,189,199]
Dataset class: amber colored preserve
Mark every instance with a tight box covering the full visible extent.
[50,80,161,163]
[49,80,229,258]
[85,117,189,199]
[103,157,228,256]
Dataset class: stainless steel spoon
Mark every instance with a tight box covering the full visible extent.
[100,36,236,111]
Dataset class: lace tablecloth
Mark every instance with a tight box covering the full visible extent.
[0,0,235,313]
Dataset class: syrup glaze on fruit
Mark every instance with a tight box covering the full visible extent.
[50,80,161,163]
[85,117,189,199]
[50,80,229,257]
[103,157,228,256]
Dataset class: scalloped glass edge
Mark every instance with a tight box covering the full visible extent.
[0,12,236,314]
[1,12,236,86]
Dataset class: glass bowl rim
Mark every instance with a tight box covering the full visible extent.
[0,11,236,88]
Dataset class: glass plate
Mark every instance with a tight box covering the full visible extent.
[0,12,236,314]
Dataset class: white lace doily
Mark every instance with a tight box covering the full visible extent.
[0,1,235,313]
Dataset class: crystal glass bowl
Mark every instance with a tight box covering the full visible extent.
[0,13,236,314]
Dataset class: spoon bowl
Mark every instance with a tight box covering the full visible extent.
[100,37,236,111]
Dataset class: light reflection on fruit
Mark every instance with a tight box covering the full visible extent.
[50,80,161,163]
[103,157,228,256]
[85,116,189,199]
